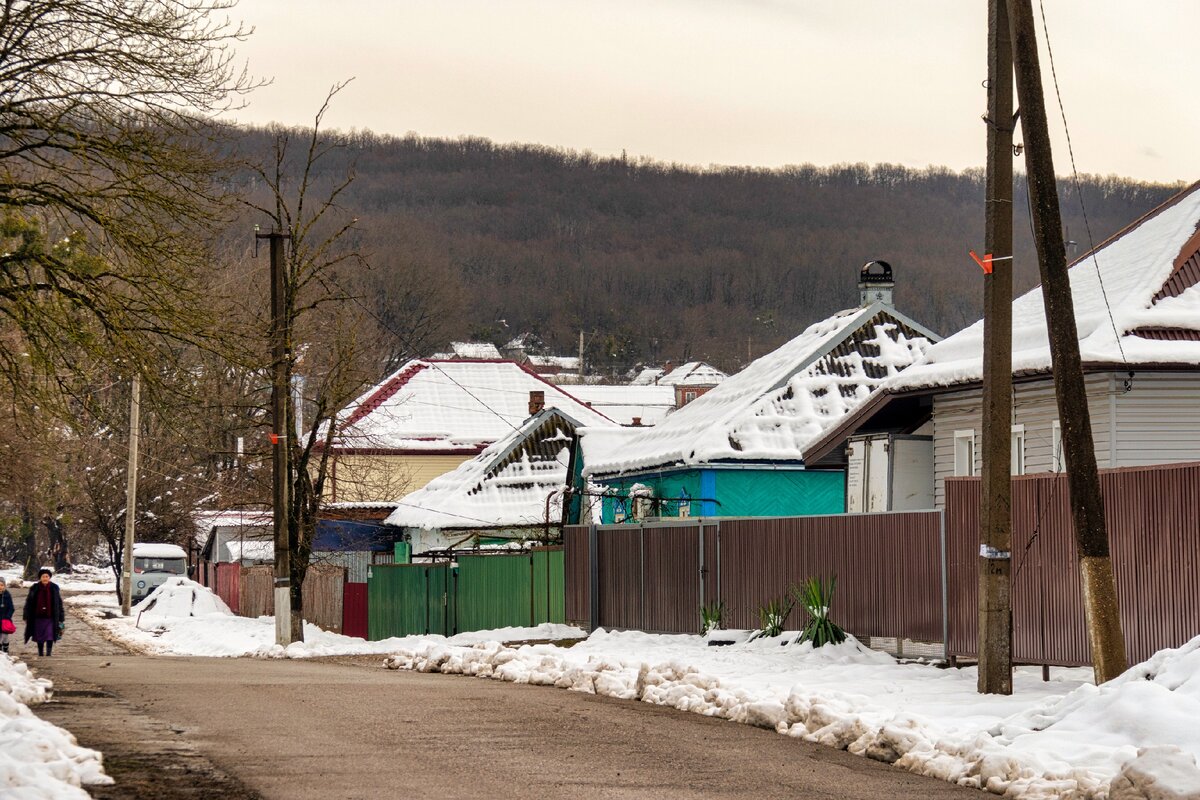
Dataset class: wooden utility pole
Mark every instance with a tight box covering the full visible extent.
[579,330,585,379]
[978,0,1015,695]
[121,373,141,616]
[259,229,294,646]
[1007,0,1128,683]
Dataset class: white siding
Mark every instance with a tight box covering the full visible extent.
[932,374,1113,507]
[1113,372,1200,465]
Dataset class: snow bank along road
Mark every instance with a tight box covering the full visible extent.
[30,651,981,799]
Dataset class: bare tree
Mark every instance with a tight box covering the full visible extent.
[0,0,257,410]
[245,84,387,642]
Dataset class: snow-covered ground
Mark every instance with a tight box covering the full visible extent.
[62,577,1200,798]
[0,656,110,799]
[0,563,116,593]
[67,578,585,659]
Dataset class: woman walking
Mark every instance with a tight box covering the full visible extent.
[23,568,64,657]
[0,578,14,654]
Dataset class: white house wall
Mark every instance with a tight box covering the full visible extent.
[1112,372,1200,466]
[932,373,1113,508]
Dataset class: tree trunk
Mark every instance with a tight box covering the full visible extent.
[44,511,72,573]
[20,505,37,580]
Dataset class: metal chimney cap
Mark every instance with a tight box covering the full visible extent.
[859,260,894,284]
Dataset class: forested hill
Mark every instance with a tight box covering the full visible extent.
[231,128,1183,374]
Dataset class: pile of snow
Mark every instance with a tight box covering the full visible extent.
[382,628,1200,799]
[0,656,109,798]
[134,578,233,618]
[69,584,584,660]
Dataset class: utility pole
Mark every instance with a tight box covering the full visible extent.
[121,373,141,616]
[259,228,293,646]
[578,330,585,379]
[1007,0,1127,683]
[978,0,1015,695]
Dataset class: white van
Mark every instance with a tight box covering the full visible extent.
[131,543,188,603]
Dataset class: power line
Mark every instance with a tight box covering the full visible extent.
[1036,0,1126,363]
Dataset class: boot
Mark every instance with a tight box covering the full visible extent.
[45,641,52,657]
[1,642,8,654]
[37,642,44,657]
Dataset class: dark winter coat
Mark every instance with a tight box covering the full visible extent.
[23,581,64,643]
[0,590,12,622]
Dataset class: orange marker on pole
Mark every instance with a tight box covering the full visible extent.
[970,250,994,274]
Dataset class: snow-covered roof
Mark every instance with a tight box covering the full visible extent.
[658,362,728,386]
[192,509,272,532]
[333,360,613,453]
[385,408,615,530]
[224,539,274,562]
[582,303,938,476]
[430,341,503,360]
[630,367,665,385]
[885,180,1200,393]
[567,384,677,426]
[527,354,580,370]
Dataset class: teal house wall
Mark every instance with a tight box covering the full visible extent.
[599,466,844,522]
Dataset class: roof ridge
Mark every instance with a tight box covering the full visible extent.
[1068,179,1200,269]
[341,362,428,430]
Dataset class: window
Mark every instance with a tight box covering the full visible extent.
[1011,424,1026,475]
[953,429,975,476]
[1051,420,1063,472]
[683,390,698,404]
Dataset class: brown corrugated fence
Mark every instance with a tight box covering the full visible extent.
[945,461,1200,666]
[567,512,944,640]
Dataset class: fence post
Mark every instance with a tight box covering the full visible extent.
[698,523,706,612]
[588,524,599,631]
[716,520,722,613]
[939,508,949,663]
[640,524,646,631]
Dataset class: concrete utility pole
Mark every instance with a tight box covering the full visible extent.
[978,0,1015,695]
[259,228,294,646]
[1007,0,1128,683]
[121,373,141,616]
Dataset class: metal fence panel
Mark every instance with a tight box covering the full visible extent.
[532,547,565,626]
[214,562,240,615]
[946,462,1200,666]
[457,554,532,631]
[312,551,372,583]
[563,526,590,626]
[343,582,368,639]
[642,525,701,634]
[597,528,643,630]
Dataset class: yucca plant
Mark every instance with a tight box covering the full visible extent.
[699,600,726,635]
[749,595,794,640]
[792,576,847,647]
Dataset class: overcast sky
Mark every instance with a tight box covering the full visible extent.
[227,1,1200,184]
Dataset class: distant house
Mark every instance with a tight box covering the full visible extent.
[630,366,665,386]
[195,509,273,566]
[805,182,1200,510]
[383,407,615,554]
[658,361,728,407]
[324,359,612,504]
[430,341,503,360]
[566,384,676,426]
[582,264,939,522]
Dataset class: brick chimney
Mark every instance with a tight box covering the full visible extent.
[528,390,545,416]
[631,416,643,427]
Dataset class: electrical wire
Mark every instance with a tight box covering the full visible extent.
[1036,0,1127,363]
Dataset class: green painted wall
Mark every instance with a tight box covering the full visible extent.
[599,467,845,520]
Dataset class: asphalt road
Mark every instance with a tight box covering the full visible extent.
[22,593,982,800]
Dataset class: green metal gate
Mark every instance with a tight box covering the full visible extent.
[367,563,453,639]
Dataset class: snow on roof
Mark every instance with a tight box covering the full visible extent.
[567,384,677,426]
[334,360,613,452]
[385,408,615,530]
[192,509,272,531]
[630,367,665,385]
[432,341,503,360]
[658,362,728,386]
[527,354,580,369]
[132,543,187,559]
[582,304,938,476]
[886,181,1200,393]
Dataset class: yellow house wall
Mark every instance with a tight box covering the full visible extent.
[330,453,472,503]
